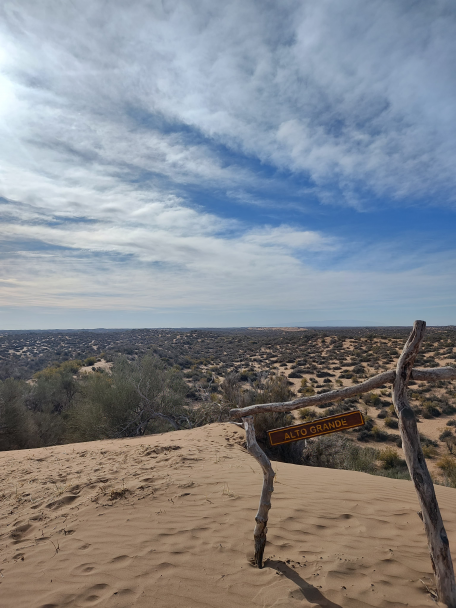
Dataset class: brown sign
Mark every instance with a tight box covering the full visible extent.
[268,410,365,446]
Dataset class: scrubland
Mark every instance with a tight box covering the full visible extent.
[1,326,455,486]
[1,327,456,607]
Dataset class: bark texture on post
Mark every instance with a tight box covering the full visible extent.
[393,321,456,608]
[242,415,275,569]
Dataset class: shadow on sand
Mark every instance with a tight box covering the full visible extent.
[265,559,343,608]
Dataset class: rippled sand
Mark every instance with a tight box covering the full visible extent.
[1,423,454,608]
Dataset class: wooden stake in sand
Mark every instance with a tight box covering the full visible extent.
[232,321,456,607]
[242,415,275,569]
[392,321,456,607]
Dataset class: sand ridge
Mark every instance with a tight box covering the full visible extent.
[0,423,455,607]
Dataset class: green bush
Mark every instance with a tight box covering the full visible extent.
[298,407,317,421]
[377,447,409,479]
[422,444,438,458]
[440,429,454,441]
[437,456,456,488]
[378,447,404,469]
[363,392,381,407]
[0,379,38,450]
[301,434,378,474]
[384,417,399,429]
[422,402,441,418]
[68,355,189,440]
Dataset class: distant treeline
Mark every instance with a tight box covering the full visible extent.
[2,326,455,381]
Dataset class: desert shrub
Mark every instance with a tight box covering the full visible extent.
[67,355,189,440]
[84,356,97,366]
[441,433,456,455]
[301,434,378,474]
[340,371,353,379]
[371,426,390,441]
[298,407,317,421]
[325,399,358,417]
[420,433,438,448]
[377,447,409,479]
[352,365,365,375]
[201,373,297,436]
[0,379,38,450]
[298,386,315,395]
[219,373,244,407]
[240,369,256,381]
[29,363,81,414]
[436,456,456,488]
[256,375,296,404]
[0,372,84,449]
[422,444,438,458]
[440,429,453,441]
[363,392,381,407]
[422,402,441,418]
[442,403,456,415]
[356,417,391,442]
[447,419,456,427]
[34,359,83,379]
[253,411,304,463]
[65,373,115,441]
[191,400,234,426]
[378,447,404,469]
[254,411,294,444]
[384,417,399,429]
[381,467,410,480]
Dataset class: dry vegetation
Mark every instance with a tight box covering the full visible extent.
[1,326,455,486]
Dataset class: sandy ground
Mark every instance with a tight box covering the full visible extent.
[1,424,455,608]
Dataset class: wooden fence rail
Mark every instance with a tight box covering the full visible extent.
[231,321,456,608]
[230,367,456,419]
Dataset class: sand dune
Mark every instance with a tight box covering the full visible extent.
[1,423,455,608]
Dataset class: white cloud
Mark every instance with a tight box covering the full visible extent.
[1,1,456,207]
[0,1,454,325]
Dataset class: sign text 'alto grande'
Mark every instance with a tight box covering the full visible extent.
[268,410,365,446]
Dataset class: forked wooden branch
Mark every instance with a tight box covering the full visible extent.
[235,322,456,600]
[242,415,275,569]
[393,321,456,607]
[230,366,456,419]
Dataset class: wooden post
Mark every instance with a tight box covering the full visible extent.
[233,322,456,592]
[242,415,275,568]
[393,320,456,607]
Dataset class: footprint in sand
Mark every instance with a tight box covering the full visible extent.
[10,522,34,543]
[77,583,111,605]
[45,494,78,510]
[72,563,98,575]
[110,555,132,565]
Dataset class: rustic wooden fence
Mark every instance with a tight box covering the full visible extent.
[230,321,456,608]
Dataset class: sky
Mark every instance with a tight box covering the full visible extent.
[0,0,455,329]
